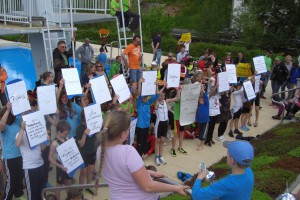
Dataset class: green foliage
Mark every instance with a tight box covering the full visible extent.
[288,146,300,158]
[255,169,297,197]
[251,189,272,200]
[162,194,191,200]
[234,0,300,51]
[250,156,279,171]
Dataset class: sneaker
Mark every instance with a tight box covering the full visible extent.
[15,195,26,200]
[163,142,167,146]
[242,126,250,131]
[216,136,225,142]
[228,131,234,138]
[159,156,167,165]
[155,157,160,166]
[86,188,96,196]
[260,95,266,99]
[178,148,188,155]
[284,114,293,120]
[234,129,243,135]
[170,149,176,157]
[272,115,281,120]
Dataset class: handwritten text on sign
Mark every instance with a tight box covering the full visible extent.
[253,56,267,74]
[90,76,112,105]
[22,111,48,148]
[167,64,181,88]
[179,84,201,126]
[6,80,31,116]
[56,138,84,174]
[62,68,82,97]
[243,81,256,101]
[84,104,102,136]
[37,85,57,115]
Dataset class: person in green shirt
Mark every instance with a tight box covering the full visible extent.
[261,50,272,99]
[110,0,139,31]
[109,56,122,80]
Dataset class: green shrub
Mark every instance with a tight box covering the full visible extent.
[250,156,279,171]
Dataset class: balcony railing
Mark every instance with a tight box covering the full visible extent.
[0,0,110,27]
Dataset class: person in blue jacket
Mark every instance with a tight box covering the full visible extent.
[192,140,254,200]
[287,62,300,100]
[135,77,165,157]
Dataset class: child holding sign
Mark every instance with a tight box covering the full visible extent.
[49,121,73,199]
[16,120,44,200]
[135,78,163,157]
[0,102,24,200]
[153,85,179,166]
[76,110,99,195]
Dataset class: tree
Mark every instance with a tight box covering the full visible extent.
[234,0,300,52]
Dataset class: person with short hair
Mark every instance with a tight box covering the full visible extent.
[192,141,255,200]
[281,55,293,100]
[75,38,94,79]
[53,41,72,84]
[121,36,142,82]
[48,121,73,199]
[97,47,107,69]
[164,52,177,64]
[177,47,186,62]
[152,32,162,67]
[109,56,122,80]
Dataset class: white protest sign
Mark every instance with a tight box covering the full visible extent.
[56,137,84,175]
[37,85,57,115]
[62,68,82,98]
[6,80,31,116]
[90,76,112,105]
[84,104,102,136]
[243,81,256,101]
[226,64,237,84]
[253,56,267,74]
[110,75,131,103]
[217,72,230,93]
[179,84,201,126]
[129,118,137,145]
[255,75,261,94]
[22,111,47,148]
[142,71,157,96]
[167,64,181,88]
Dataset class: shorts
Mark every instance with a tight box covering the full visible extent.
[255,95,260,107]
[168,111,174,130]
[155,120,168,138]
[175,120,184,132]
[82,152,96,166]
[56,161,72,184]
[233,109,242,119]
[242,107,250,114]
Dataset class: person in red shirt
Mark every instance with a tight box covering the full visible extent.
[142,125,156,160]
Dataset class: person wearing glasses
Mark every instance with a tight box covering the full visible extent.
[164,53,177,64]
[53,40,73,84]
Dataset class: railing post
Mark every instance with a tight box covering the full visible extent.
[3,0,6,25]
[137,0,143,67]
[59,0,62,27]
[70,0,76,69]
[29,0,32,27]
[104,0,107,14]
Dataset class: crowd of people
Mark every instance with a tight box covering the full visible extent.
[0,33,300,200]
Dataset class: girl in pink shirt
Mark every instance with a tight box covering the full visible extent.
[96,110,189,200]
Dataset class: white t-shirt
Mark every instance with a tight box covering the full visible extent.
[209,93,221,116]
[232,88,244,113]
[97,145,159,200]
[184,41,190,52]
[16,132,44,169]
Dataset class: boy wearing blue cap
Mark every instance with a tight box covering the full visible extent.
[192,141,255,200]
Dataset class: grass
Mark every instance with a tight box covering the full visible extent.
[162,122,300,200]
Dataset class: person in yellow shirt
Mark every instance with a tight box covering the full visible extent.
[146,61,161,80]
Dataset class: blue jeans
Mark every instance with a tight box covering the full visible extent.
[152,49,162,67]
[129,69,142,82]
[271,81,281,102]
[80,62,88,80]
[261,71,271,96]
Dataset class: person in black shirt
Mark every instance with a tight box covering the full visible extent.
[151,33,162,67]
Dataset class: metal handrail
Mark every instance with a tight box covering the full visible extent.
[271,86,300,96]
[42,183,109,200]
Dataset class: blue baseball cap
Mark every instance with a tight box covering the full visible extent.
[223,141,254,166]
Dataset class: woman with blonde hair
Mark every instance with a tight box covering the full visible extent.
[96,110,189,200]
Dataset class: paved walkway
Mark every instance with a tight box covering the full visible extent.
[0,39,297,199]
